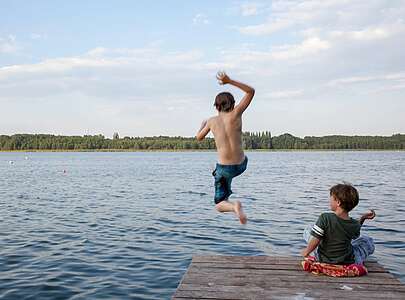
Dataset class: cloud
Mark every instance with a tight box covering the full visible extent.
[0,35,19,54]
[270,37,330,60]
[238,0,405,39]
[30,33,47,40]
[237,0,340,35]
[0,46,216,103]
[329,22,405,41]
[327,72,405,94]
[240,3,260,16]
[239,18,292,35]
[223,0,405,84]
[193,13,210,25]
[265,89,304,99]
[0,46,221,136]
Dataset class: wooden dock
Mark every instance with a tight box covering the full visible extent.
[172,255,405,300]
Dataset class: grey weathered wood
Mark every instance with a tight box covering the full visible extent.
[189,262,387,274]
[172,255,405,300]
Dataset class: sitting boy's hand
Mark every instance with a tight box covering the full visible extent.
[364,209,376,220]
[216,71,231,85]
[300,249,309,257]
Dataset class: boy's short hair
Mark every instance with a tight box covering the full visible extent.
[214,92,235,112]
[330,183,359,212]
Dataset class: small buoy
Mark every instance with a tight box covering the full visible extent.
[9,160,14,164]
[25,156,29,160]
[63,169,66,173]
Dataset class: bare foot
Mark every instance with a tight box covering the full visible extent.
[234,201,247,224]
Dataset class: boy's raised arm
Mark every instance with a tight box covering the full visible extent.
[216,71,255,115]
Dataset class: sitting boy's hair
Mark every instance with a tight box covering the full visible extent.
[214,92,235,112]
[330,183,359,212]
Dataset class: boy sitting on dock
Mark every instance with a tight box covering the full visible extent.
[301,183,376,265]
[196,71,255,224]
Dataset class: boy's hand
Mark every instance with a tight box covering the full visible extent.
[360,209,376,225]
[300,249,309,257]
[363,209,376,220]
[216,71,231,85]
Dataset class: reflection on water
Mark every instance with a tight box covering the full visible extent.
[1,151,404,299]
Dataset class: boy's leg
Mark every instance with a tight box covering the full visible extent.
[215,200,247,224]
[213,164,247,224]
[352,235,375,264]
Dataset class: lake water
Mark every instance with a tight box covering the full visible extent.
[1,151,404,299]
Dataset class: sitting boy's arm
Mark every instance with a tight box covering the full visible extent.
[196,119,210,141]
[216,71,255,115]
[301,237,321,257]
[359,209,376,225]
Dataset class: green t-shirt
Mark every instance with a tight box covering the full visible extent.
[310,212,361,264]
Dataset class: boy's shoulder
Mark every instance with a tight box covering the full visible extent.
[317,212,340,223]
[318,212,360,226]
[319,211,335,219]
[206,116,217,127]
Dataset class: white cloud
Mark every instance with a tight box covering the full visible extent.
[327,72,405,94]
[30,33,47,40]
[0,46,220,136]
[0,46,216,103]
[270,37,330,60]
[329,22,405,41]
[265,89,304,99]
[327,76,378,86]
[193,13,210,25]
[238,0,343,35]
[239,18,292,35]
[240,3,259,16]
[0,57,118,81]
[0,35,19,54]
[238,0,405,41]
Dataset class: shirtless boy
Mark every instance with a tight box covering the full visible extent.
[196,71,255,224]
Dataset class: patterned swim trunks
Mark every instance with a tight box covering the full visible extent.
[212,156,248,204]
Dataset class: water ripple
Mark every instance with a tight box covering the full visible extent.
[0,151,404,299]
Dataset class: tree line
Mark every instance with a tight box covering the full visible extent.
[0,132,404,151]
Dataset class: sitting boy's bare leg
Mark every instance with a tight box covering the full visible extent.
[215,200,247,224]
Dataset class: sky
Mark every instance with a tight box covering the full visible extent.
[1,0,405,138]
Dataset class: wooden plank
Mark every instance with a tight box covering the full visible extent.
[173,256,405,300]
[182,272,402,286]
[191,261,386,273]
[177,280,405,293]
[173,288,405,300]
[174,286,405,300]
[185,266,402,284]
[192,255,379,264]
[192,256,382,268]
[192,255,301,264]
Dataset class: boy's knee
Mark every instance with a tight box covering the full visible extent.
[214,199,228,212]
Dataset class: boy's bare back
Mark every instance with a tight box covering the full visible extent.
[207,111,244,165]
[197,72,255,165]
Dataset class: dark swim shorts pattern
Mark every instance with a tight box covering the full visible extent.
[212,156,248,204]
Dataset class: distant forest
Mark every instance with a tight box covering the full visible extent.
[1,132,404,151]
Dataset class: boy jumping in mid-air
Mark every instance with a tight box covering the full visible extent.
[196,71,255,224]
[301,183,376,265]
